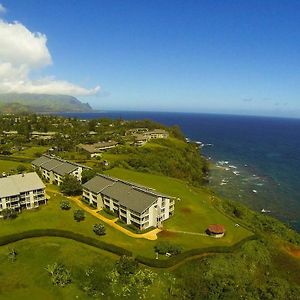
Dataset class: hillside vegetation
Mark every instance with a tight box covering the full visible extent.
[109,138,209,185]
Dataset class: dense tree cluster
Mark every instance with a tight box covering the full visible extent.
[60,175,82,196]
[111,139,209,186]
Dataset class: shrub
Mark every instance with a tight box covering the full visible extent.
[7,248,17,262]
[17,164,27,173]
[93,223,106,236]
[45,262,71,287]
[60,200,71,210]
[74,209,85,222]
[116,256,139,276]
[1,208,18,220]
[154,241,182,255]
[103,207,118,217]
[233,208,242,218]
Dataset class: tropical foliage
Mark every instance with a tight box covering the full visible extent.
[73,209,85,222]
[60,200,71,210]
[45,262,72,287]
[93,223,106,236]
[60,175,82,196]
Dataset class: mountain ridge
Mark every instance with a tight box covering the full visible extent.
[0,93,93,113]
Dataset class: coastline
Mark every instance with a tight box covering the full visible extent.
[56,111,300,233]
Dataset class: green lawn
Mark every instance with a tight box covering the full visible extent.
[12,146,49,158]
[0,188,155,258]
[0,167,253,260]
[106,168,253,249]
[102,153,131,163]
[0,237,117,300]
[0,159,31,173]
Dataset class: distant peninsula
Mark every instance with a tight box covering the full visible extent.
[0,93,93,113]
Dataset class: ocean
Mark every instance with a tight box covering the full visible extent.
[60,111,300,232]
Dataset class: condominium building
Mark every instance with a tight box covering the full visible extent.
[83,174,175,230]
[144,129,169,139]
[77,141,118,158]
[0,172,46,213]
[32,154,87,185]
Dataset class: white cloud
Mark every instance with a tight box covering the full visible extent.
[0,4,6,14]
[0,19,100,96]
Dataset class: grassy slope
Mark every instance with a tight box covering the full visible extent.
[0,169,252,259]
[0,146,48,173]
[0,160,30,173]
[0,238,117,300]
[0,189,155,258]
[106,168,253,249]
[11,146,49,158]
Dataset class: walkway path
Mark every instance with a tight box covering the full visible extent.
[166,229,208,236]
[67,195,161,241]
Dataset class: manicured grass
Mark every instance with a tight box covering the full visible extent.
[102,153,131,162]
[0,159,30,173]
[106,168,254,250]
[12,146,49,158]
[0,237,117,300]
[0,168,253,261]
[0,188,155,258]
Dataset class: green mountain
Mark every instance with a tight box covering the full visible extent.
[0,93,93,113]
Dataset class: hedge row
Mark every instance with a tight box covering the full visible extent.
[0,229,132,257]
[0,229,258,268]
[0,155,32,163]
[135,234,258,268]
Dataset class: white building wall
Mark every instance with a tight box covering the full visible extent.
[0,189,46,213]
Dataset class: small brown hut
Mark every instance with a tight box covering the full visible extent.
[207,224,225,238]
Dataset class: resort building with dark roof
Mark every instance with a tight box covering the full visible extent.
[0,172,46,213]
[32,154,88,185]
[127,128,169,146]
[83,174,175,230]
[77,141,118,158]
[30,131,57,140]
[144,129,169,139]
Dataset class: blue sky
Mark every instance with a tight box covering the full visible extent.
[1,0,300,117]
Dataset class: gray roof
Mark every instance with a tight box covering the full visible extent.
[52,162,78,176]
[40,159,63,171]
[0,172,45,198]
[101,182,157,213]
[83,175,116,194]
[83,174,170,213]
[32,155,89,175]
[77,141,118,153]
[32,156,52,167]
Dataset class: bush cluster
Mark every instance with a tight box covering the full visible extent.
[93,223,106,236]
[154,241,182,255]
[60,200,71,210]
